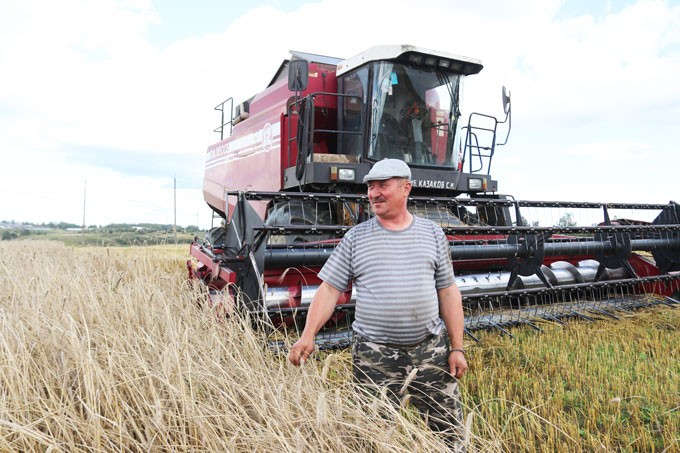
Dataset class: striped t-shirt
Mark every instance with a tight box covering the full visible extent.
[318,215,456,345]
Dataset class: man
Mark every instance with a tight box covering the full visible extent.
[288,158,467,447]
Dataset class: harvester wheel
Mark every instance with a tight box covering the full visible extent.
[265,199,333,244]
[205,225,227,247]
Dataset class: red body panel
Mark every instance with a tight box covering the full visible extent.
[187,242,237,291]
[203,63,339,220]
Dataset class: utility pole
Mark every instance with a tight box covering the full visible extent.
[82,179,87,245]
[173,175,178,245]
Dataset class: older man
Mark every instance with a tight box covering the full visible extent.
[289,158,466,447]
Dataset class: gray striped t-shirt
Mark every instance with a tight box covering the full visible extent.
[318,216,456,345]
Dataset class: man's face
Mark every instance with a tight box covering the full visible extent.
[367,178,411,219]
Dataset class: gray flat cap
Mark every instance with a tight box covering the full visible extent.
[363,159,412,183]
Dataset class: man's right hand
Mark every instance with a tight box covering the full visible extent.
[288,336,315,366]
[287,282,342,366]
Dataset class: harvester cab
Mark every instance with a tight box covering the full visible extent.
[288,45,510,198]
[189,45,679,349]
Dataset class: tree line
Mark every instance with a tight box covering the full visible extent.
[1,221,204,241]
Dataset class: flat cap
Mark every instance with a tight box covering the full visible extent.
[363,158,411,183]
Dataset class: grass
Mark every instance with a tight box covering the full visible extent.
[464,314,679,451]
[10,229,197,247]
[0,240,677,452]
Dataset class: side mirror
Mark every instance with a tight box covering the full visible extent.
[288,59,309,92]
[502,86,511,115]
[497,86,512,147]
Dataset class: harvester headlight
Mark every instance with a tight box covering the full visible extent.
[338,168,355,181]
[408,53,424,64]
[468,178,485,190]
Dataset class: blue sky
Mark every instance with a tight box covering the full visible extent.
[0,0,678,227]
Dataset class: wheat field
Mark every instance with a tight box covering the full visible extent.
[0,240,677,452]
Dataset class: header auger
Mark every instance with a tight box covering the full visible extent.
[188,45,679,347]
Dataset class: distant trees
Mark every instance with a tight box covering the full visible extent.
[101,223,201,234]
[43,221,81,229]
[1,222,204,242]
[2,228,42,240]
[520,216,540,227]
[557,212,577,227]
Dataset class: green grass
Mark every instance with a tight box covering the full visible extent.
[463,312,679,451]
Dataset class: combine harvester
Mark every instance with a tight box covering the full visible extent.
[188,45,679,347]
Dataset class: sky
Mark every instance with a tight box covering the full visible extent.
[1,0,679,228]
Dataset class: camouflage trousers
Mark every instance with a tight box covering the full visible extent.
[352,332,464,449]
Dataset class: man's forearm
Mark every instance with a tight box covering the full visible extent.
[300,282,342,339]
[438,285,465,348]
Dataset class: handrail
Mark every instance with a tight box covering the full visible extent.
[462,111,498,175]
[286,92,363,177]
[214,97,234,140]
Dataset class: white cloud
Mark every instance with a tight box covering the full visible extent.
[561,140,652,161]
[1,0,679,228]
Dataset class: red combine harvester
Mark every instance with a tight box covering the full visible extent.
[188,45,679,347]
